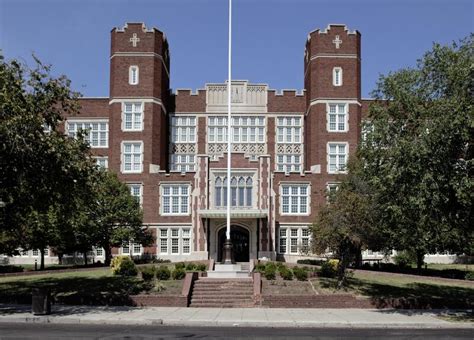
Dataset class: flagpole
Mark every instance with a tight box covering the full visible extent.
[222,0,234,264]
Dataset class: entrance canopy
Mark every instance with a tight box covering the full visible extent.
[198,209,268,219]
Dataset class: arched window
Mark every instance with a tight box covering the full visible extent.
[246,177,253,206]
[333,67,342,86]
[215,177,222,206]
[231,177,238,206]
[222,177,228,207]
[129,65,139,85]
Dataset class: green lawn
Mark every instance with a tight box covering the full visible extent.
[0,268,183,306]
[311,270,474,308]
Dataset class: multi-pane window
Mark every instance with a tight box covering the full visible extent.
[278,226,311,255]
[123,103,143,131]
[328,143,348,173]
[276,117,302,143]
[95,248,104,257]
[208,116,265,143]
[171,116,196,143]
[161,185,189,215]
[122,242,142,255]
[122,142,143,173]
[67,120,108,148]
[327,104,347,132]
[127,184,142,206]
[95,157,108,169]
[159,227,191,255]
[170,154,195,172]
[129,66,139,85]
[215,176,253,208]
[276,154,301,173]
[281,184,309,215]
[333,67,343,86]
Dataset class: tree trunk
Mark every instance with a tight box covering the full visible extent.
[104,246,112,266]
[57,253,63,265]
[354,246,363,268]
[337,244,351,289]
[416,250,424,274]
[40,249,45,270]
[83,251,88,266]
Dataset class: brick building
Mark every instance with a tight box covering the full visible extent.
[10,22,383,265]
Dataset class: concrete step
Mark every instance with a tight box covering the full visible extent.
[189,277,254,308]
[189,302,255,308]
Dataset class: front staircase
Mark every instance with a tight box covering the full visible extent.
[189,278,255,308]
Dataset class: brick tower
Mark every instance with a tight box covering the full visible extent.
[303,24,361,178]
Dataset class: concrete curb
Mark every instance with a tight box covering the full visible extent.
[0,316,472,329]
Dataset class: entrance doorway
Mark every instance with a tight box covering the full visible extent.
[217,225,250,262]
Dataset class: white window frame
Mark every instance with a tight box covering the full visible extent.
[327,142,348,174]
[129,65,139,85]
[208,116,266,143]
[333,67,343,86]
[170,116,196,143]
[327,103,348,132]
[122,102,144,131]
[280,183,310,216]
[158,227,192,255]
[170,154,196,173]
[121,141,143,174]
[278,226,311,255]
[127,183,143,206]
[276,116,302,143]
[121,241,142,256]
[66,119,109,148]
[276,154,302,173]
[160,184,191,216]
[93,156,108,169]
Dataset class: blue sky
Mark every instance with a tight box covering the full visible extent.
[1,0,472,98]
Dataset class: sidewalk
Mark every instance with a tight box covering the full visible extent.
[0,304,472,329]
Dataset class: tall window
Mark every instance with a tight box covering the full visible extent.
[276,116,301,143]
[159,227,191,255]
[327,104,347,132]
[123,102,143,131]
[281,184,309,215]
[129,66,139,85]
[278,226,311,255]
[333,67,342,86]
[127,184,142,206]
[215,176,253,208]
[67,120,108,148]
[327,143,348,173]
[161,185,189,215]
[171,116,196,143]
[208,116,265,143]
[94,157,108,169]
[122,142,143,173]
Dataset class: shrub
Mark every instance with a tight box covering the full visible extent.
[110,256,138,276]
[276,262,286,270]
[152,258,171,264]
[172,268,186,280]
[140,266,156,281]
[156,265,171,280]
[279,267,293,280]
[185,262,196,271]
[394,251,415,268]
[293,266,308,281]
[0,265,24,274]
[174,262,185,270]
[465,272,474,281]
[265,262,277,271]
[319,259,338,278]
[255,263,266,273]
[196,263,207,272]
[264,265,276,280]
[296,259,325,266]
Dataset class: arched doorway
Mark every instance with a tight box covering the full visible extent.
[217,225,250,262]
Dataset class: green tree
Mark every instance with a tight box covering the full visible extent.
[0,55,95,268]
[85,170,153,266]
[311,159,381,288]
[359,35,473,271]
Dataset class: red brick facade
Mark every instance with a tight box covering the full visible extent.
[71,23,369,263]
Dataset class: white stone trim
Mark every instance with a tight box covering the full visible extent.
[326,102,349,133]
[159,183,191,216]
[121,102,144,132]
[332,67,343,87]
[121,140,144,174]
[326,141,349,174]
[279,182,312,216]
[110,97,167,114]
[310,53,358,60]
[128,65,139,85]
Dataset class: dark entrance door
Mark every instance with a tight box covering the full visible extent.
[217,225,250,262]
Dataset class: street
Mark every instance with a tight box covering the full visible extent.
[0,323,472,339]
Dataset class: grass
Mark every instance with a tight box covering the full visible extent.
[0,267,184,306]
[311,270,474,308]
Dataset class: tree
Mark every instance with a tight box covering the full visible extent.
[311,159,381,288]
[358,35,473,271]
[85,170,153,266]
[0,54,95,268]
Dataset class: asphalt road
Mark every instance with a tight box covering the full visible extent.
[0,323,472,340]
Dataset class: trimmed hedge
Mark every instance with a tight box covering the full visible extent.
[110,256,138,276]
[156,265,171,280]
[140,266,156,281]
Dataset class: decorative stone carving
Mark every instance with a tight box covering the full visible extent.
[206,81,268,113]
[276,143,302,154]
[208,142,266,160]
[169,143,196,154]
